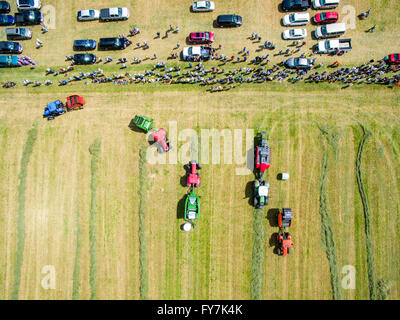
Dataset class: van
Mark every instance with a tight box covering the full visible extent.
[313,0,340,10]
[314,22,346,39]
[216,14,242,27]
[98,37,126,50]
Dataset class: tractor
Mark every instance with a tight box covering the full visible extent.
[43,100,66,120]
[151,128,172,153]
[184,190,200,221]
[186,160,202,188]
[278,208,293,229]
[277,231,293,256]
[254,131,271,178]
[66,95,85,111]
[253,180,270,209]
[133,115,154,133]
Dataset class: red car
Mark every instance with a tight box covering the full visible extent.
[66,95,85,111]
[188,32,214,44]
[313,12,338,24]
[384,53,400,65]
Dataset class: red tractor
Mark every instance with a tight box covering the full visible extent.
[151,128,172,153]
[186,160,201,187]
[277,231,293,256]
[66,95,85,111]
[278,208,293,229]
[255,131,270,178]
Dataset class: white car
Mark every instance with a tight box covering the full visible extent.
[192,1,215,12]
[282,28,307,40]
[99,7,129,21]
[77,9,100,21]
[282,12,310,26]
[16,0,41,11]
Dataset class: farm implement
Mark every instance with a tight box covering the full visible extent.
[254,131,270,179]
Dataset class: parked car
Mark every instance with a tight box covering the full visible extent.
[6,27,32,40]
[0,1,10,13]
[313,0,340,10]
[284,57,313,69]
[188,32,214,44]
[282,12,310,26]
[98,37,127,50]
[0,13,14,25]
[0,55,19,67]
[77,9,100,21]
[182,46,212,61]
[0,41,23,54]
[313,12,338,24]
[282,28,307,40]
[15,10,43,25]
[216,14,242,27]
[191,1,215,12]
[314,22,346,39]
[72,53,96,65]
[99,7,129,21]
[73,39,96,51]
[384,54,400,65]
[16,0,41,11]
[314,39,351,54]
[282,0,311,12]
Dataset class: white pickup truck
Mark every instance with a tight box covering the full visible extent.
[314,39,352,54]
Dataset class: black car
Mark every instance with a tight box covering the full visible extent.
[0,41,23,54]
[15,10,43,25]
[98,37,127,50]
[0,1,10,13]
[282,0,311,11]
[73,39,97,51]
[73,53,97,65]
[216,14,242,27]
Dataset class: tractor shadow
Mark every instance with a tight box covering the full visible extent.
[269,232,280,255]
[244,181,254,206]
[180,164,189,187]
[176,194,186,220]
[267,208,279,227]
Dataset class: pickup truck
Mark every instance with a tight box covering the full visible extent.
[314,38,352,54]
[0,55,20,67]
[99,7,129,21]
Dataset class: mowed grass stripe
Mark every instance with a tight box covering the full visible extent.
[355,124,376,300]
[318,128,342,300]
[89,139,101,300]
[72,202,82,300]
[11,123,38,300]
[138,147,149,300]
[251,210,266,300]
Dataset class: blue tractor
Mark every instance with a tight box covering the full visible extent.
[43,100,66,120]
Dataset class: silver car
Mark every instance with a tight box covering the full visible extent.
[16,0,41,11]
[285,57,313,69]
[77,9,100,21]
[6,27,32,40]
[192,1,215,12]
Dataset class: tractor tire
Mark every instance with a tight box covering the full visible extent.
[253,198,258,207]
[277,248,282,255]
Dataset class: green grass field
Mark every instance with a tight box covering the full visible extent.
[0,0,399,300]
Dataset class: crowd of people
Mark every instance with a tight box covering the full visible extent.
[2,8,399,91]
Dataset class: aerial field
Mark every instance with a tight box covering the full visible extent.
[0,0,399,300]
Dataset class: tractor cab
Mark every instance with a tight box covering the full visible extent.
[253,180,270,209]
[277,231,293,256]
[187,160,201,187]
[255,131,271,177]
[66,95,85,111]
[185,191,200,220]
[152,128,172,153]
[43,100,66,120]
[278,208,293,229]
[133,115,154,133]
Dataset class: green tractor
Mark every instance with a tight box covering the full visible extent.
[184,190,200,221]
[133,115,154,133]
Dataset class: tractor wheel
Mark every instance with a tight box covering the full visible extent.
[287,248,290,255]
[253,198,258,207]
[277,248,282,255]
